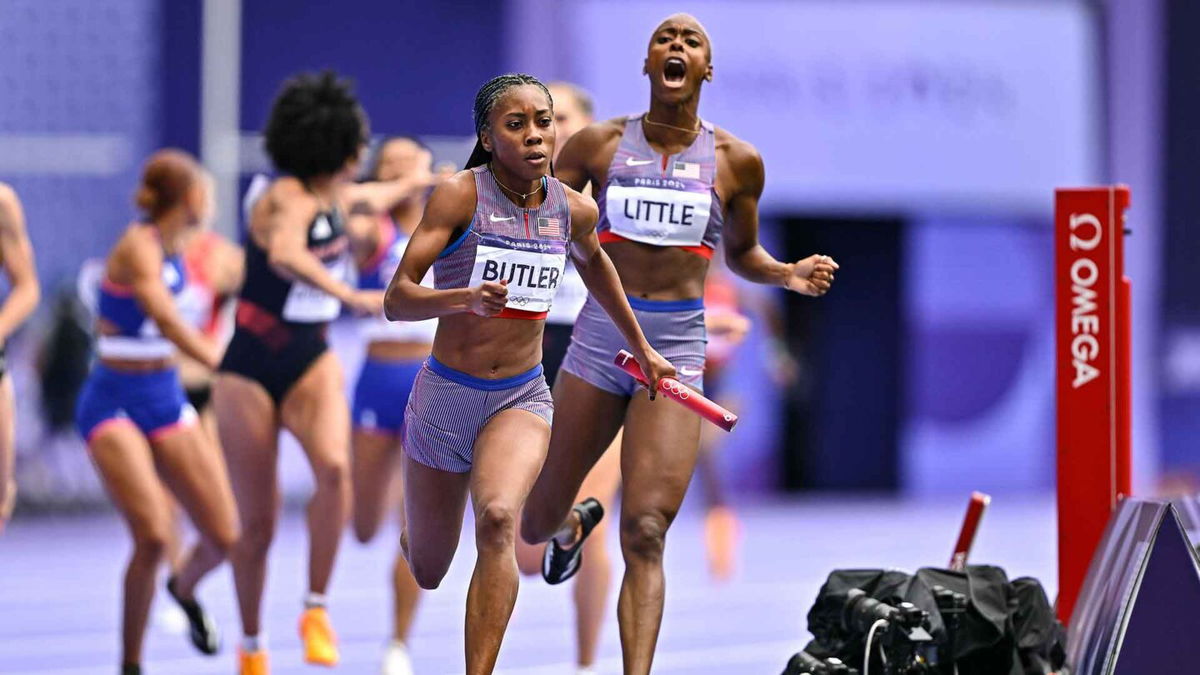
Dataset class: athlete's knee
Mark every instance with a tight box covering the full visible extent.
[476,501,518,552]
[312,451,345,482]
[207,521,241,556]
[236,513,276,556]
[352,510,380,544]
[132,527,171,563]
[621,510,671,562]
[407,551,450,590]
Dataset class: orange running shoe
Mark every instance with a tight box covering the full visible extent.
[704,505,740,581]
[299,607,339,666]
[238,648,269,675]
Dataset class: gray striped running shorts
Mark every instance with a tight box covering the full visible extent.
[403,356,553,473]
[560,295,707,397]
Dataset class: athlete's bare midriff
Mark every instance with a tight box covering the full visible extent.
[602,239,709,300]
[99,356,176,372]
[430,313,544,379]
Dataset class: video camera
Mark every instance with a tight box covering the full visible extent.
[781,649,858,675]
[842,589,936,675]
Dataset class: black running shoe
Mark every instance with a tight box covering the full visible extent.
[166,576,220,655]
[542,498,604,585]
[121,663,141,675]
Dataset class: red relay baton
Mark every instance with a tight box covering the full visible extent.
[613,350,738,432]
[949,491,991,571]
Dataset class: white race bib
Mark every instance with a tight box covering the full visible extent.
[468,244,566,314]
[282,255,350,322]
[605,184,711,247]
[546,262,588,325]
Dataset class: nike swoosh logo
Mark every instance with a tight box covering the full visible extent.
[625,157,654,167]
[679,366,703,376]
[489,213,515,222]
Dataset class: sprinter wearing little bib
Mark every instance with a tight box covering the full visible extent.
[520,15,840,675]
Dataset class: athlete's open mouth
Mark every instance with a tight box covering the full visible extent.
[663,57,687,84]
[524,151,547,164]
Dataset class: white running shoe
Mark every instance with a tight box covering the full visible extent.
[155,603,189,636]
[382,640,414,675]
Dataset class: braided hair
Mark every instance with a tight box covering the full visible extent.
[464,73,554,170]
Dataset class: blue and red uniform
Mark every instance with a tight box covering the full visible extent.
[75,226,197,442]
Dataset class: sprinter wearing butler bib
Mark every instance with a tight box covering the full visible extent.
[383,74,673,675]
[520,14,839,675]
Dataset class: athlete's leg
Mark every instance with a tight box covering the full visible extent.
[152,424,240,599]
[401,456,470,589]
[513,433,620,668]
[213,374,280,639]
[571,431,622,668]
[0,376,15,531]
[521,371,627,544]
[351,429,397,543]
[390,453,421,644]
[166,402,228,583]
[280,352,351,598]
[88,423,175,667]
[697,387,742,580]
[465,408,551,675]
[617,394,702,675]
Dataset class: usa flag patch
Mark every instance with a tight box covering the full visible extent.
[672,161,700,180]
[537,217,562,237]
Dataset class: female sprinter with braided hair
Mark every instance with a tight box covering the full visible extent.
[75,149,240,675]
[521,14,839,674]
[214,71,424,674]
[383,73,673,674]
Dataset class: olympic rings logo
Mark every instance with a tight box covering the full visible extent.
[660,379,691,400]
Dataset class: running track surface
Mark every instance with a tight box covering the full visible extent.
[0,495,1056,674]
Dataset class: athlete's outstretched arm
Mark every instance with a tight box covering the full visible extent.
[0,185,40,344]
[342,168,433,262]
[342,164,432,215]
[721,140,837,296]
[123,231,220,369]
[263,179,378,314]
[384,172,506,321]
[566,189,676,394]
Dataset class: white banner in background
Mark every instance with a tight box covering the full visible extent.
[571,0,1101,214]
